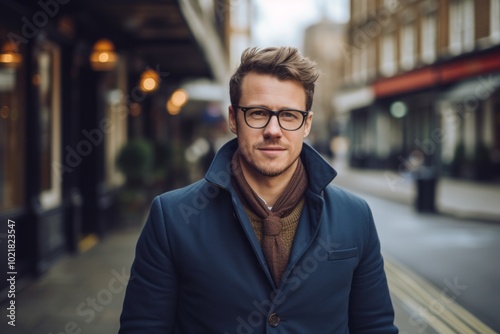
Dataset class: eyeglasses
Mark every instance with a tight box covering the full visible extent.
[233,105,309,131]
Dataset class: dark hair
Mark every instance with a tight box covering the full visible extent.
[229,47,319,111]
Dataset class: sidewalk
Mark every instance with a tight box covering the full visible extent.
[0,226,142,334]
[331,163,500,223]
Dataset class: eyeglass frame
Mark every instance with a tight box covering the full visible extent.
[232,105,310,131]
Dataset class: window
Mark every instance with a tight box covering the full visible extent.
[491,0,500,42]
[367,41,376,79]
[351,48,361,82]
[381,32,397,76]
[36,40,62,210]
[421,13,437,64]
[0,63,25,212]
[359,44,368,82]
[400,22,416,70]
[104,61,127,189]
[449,0,475,55]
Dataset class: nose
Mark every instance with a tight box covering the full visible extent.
[263,114,282,138]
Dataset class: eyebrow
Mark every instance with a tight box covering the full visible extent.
[243,105,305,111]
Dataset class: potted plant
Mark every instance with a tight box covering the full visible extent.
[116,138,154,226]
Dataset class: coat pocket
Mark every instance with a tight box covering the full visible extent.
[328,247,358,261]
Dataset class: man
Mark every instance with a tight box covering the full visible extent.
[119,47,398,333]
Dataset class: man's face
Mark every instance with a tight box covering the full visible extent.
[229,72,313,180]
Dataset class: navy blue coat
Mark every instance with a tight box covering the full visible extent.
[119,139,398,333]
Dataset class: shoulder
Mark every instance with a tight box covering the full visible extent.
[156,179,214,205]
[152,179,231,226]
[323,184,371,213]
[319,184,376,237]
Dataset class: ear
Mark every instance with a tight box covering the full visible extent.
[303,111,313,138]
[228,105,237,135]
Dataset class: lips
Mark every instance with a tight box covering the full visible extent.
[258,146,285,151]
[257,146,286,158]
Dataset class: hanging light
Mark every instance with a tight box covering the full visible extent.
[139,69,159,93]
[90,39,117,71]
[0,41,22,67]
[166,88,188,115]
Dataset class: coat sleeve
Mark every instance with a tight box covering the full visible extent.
[348,201,398,333]
[119,196,178,333]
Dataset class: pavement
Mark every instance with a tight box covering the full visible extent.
[331,161,500,223]
[0,225,141,334]
[1,164,499,333]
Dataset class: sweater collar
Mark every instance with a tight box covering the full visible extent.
[205,138,337,195]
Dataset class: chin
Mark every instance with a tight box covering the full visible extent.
[254,162,291,177]
[257,168,284,177]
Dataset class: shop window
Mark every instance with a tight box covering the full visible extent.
[104,59,127,189]
[0,57,25,212]
[36,40,62,210]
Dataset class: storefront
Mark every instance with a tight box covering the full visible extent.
[342,47,500,183]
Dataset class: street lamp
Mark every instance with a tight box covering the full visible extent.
[139,69,159,93]
[90,39,117,71]
[0,41,22,67]
[166,88,188,115]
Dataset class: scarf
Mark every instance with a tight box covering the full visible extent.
[231,149,309,285]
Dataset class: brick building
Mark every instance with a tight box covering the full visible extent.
[335,0,500,181]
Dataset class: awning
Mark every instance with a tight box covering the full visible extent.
[332,87,375,114]
[439,73,500,103]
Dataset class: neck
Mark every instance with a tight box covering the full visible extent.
[240,158,299,207]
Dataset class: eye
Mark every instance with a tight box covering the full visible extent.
[280,111,299,120]
[248,108,269,118]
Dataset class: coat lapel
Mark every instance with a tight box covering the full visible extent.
[231,193,278,289]
[282,191,324,284]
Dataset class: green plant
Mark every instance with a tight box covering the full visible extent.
[116,138,154,188]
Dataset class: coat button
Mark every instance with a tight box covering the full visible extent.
[268,313,280,327]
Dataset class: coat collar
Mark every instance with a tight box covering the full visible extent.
[205,138,337,194]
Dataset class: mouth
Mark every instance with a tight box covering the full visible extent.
[258,146,286,154]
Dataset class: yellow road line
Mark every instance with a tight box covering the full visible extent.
[384,255,496,334]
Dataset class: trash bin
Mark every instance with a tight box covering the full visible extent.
[414,167,437,213]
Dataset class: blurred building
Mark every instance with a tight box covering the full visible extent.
[227,0,253,71]
[303,13,346,157]
[335,0,500,181]
[0,0,230,297]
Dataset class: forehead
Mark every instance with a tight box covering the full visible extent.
[240,72,306,109]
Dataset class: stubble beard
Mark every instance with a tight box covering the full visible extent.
[243,151,300,178]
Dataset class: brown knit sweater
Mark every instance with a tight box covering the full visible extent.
[244,198,305,258]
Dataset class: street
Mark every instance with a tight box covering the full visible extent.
[344,188,500,333]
